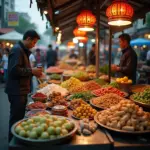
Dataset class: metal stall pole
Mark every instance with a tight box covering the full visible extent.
[96,0,100,78]
[108,28,112,83]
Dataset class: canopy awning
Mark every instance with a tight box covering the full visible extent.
[130,38,150,46]
[0,30,23,41]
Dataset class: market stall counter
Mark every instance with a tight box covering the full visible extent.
[9,128,112,150]
[106,131,150,150]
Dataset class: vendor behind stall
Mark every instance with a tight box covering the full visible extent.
[88,44,96,65]
[111,34,137,84]
[69,49,78,59]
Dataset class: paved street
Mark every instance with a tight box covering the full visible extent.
[0,83,9,150]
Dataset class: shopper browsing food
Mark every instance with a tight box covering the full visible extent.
[5,30,42,142]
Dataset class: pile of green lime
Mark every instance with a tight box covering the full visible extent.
[14,115,75,140]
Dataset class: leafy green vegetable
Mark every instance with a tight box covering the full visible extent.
[94,78,108,86]
[133,88,150,104]
[99,65,115,77]
[50,74,61,80]
[70,91,94,101]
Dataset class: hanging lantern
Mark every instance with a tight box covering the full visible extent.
[79,36,88,43]
[76,10,96,31]
[106,0,134,26]
[73,28,86,40]
[67,41,75,48]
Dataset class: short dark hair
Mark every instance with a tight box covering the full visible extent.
[48,44,52,48]
[36,48,40,52]
[119,33,131,44]
[5,48,10,53]
[92,43,95,47]
[23,29,40,40]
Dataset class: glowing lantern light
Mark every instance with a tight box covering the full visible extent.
[76,10,96,31]
[106,0,134,26]
[79,36,88,43]
[73,28,86,40]
[67,41,75,48]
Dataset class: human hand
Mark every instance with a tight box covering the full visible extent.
[111,64,117,71]
[32,68,42,77]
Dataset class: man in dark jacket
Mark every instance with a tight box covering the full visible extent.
[5,30,42,142]
[46,44,58,68]
[112,33,137,84]
[88,44,96,65]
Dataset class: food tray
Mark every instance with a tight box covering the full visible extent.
[47,80,61,84]
[131,84,150,93]
[25,109,51,118]
[92,91,128,98]
[11,116,77,145]
[130,95,150,109]
[46,102,70,109]
[94,112,150,134]
[31,95,47,103]
[71,114,93,120]
[90,99,105,110]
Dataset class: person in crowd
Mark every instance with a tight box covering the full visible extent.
[146,49,150,66]
[0,42,4,63]
[0,48,9,82]
[35,48,45,67]
[69,49,78,59]
[5,30,42,142]
[111,33,137,84]
[29,52,36,94]
[29,52,36,68]
[46,44,58,68]
[140,47,148,61]
[88,43,96,65]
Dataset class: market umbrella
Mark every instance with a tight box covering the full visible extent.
[0,30,23,41]
[130,38,150,46]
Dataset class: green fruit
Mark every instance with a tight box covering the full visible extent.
[32,127,37,132]
[41,132,49,139]
[15,126,22,134]
[36,126,44,135]
[21,122,27,127]
[55,127,61,135]
[26,130,30,137]
[54,121,62,127]
[29,131,37,139]
[28,124,35,130]
[27,119,34,124]
[50,135,56,139]
[70,122,74,129]
[33,116,41,122]
[24,125,29,131]
[52,116,58,121]
[41,123,48,131]
[61,129,68,135]
[64,123,72,131]
[19,130,26,137]
[47,126,55,135]
[59,118,66,124]
[40,117,46,123]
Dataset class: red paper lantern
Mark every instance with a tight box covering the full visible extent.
[79,36,88,43]
[106,0,134,26]
[73,28,86,40]
[76,10,96,31]
[67,41,75,48]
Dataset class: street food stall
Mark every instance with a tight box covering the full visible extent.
[9,0,150,149]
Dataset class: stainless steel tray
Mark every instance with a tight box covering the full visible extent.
[94,112,150,135]
[11,115,77,145]
[130,95,150,109]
